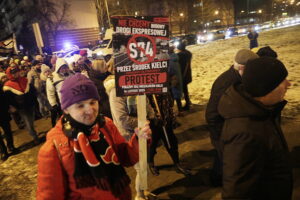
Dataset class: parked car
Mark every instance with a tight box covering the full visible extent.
[261,21,272,30]
[237,25,249,35]
[181,34,197,45]
[197,29,225,43]
[225,27,238,38]
[170,34,197,47]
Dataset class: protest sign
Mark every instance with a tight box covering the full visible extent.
[111,16,169,97]
[111,16,169,191]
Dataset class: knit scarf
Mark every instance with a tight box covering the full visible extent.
[62,114,131,197]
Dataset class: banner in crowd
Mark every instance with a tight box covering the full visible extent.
[0,34,14,54]
[111,16,169,97]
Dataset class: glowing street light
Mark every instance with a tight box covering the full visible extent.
[179,13,184,17]
[214,10,219,15]
[258,9,262,13]
[241,10,245,13]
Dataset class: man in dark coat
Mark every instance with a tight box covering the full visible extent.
[3,67,40,144]
[247,28,259,49]
[205,49,258,186]
[0,73,17,161]
[176,43,192,110]
[219,57,293,200]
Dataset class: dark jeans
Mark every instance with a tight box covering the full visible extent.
[18,107,38,139]
[149,122,179,164]
[210,138,223,185]
[0,120,14,154]
[182,83,191,106]
[11,111,24,129]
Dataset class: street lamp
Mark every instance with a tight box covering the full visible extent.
[214,10,219,15]
[180,13,184,17]
[258,9,262,13]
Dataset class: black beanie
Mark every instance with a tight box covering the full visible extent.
[177,42,186,51]
[242,57,288,97]
[257,46,278,58]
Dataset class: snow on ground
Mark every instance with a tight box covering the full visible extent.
[187,24,300,118]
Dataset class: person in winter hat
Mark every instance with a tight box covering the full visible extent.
[80,49,92,68]
[256,46,278,58]
[205,49,258,186]
[3,67,40,144]
[71,54,89,76]
[46,58,73,126]
[219,57,292,199]
[37,73,151,200]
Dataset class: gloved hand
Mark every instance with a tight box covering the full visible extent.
[134,121,151,140]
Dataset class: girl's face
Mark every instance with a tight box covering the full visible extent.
[64,99,99,125]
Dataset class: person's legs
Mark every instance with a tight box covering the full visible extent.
[0,130,8,161]
[182,83,191,110]
[0,121,15,150]
[149,122,162,176]
[11,111,24,129]
[162,124,191,175]
[210,139,223,186]
[161,124,179,164]
[18,108,38,141]
[175,98,183,112]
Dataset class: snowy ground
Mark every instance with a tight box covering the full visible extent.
[0,25,300,200]
[187,24,300,118]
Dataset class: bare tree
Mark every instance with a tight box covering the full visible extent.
[30,0,73,48]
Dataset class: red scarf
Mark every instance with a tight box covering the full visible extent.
[62,114,130,198]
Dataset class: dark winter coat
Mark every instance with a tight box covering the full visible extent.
[177,49,192,84]
[87,69,112,118]
[248,31,259,49]
[169,53,183,100]
[205,66,241,140]
[0,83,11,122]
[219,84,293,200]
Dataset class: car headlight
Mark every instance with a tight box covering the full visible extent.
[97,51,103,56]
[226,31,232,36]
[174,41,180,47]
[207,34,213,41]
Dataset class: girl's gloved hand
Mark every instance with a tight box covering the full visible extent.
[134,121,151,140]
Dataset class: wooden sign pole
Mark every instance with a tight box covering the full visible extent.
[137,94,148,190]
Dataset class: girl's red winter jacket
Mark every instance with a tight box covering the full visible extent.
[37,117,139,200]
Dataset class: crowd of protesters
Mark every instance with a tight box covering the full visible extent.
[0,42,295,200]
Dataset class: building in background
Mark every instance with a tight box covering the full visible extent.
[0,0,100,53]
[48,0,100,51]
